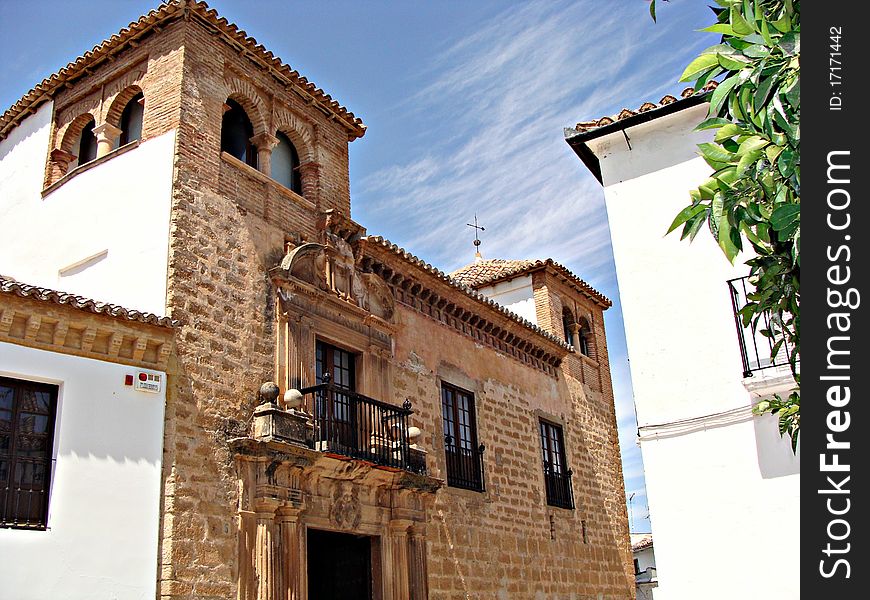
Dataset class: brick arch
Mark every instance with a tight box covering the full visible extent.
[105,85,144,128]
[273,108,316,163]
[59,112,97,154]
[223,76,267,135]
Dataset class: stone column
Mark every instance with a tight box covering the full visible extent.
[251,132,280,177]
[254,504,278,600]
[238,509,258,600]
[408,524,429,600]
[387,520,412,600]
[568,323,582,352]
[92,122,122,158]
[277,507,305,600]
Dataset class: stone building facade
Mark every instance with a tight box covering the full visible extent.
[0,1,633,598]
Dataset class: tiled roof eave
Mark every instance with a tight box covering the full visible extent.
[0,276,177,328]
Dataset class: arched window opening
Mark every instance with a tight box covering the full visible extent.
[562,307,574,347]
[119,92,144,146]
[77,117,97,166]
[272,131,303,195]
[577,318,591,357]
[221,98,257,168]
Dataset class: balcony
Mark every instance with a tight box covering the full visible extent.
[295,375,426,474]
[727,276,797,378]
[444,439,486,492]
[543,467,574,509]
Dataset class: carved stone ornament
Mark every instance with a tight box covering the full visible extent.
[329,484,362,531]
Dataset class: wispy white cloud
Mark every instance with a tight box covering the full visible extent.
[353,0,716,536]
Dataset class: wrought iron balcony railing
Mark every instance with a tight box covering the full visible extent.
[543,466,574,509]
[298,377,425,474]
[444,439,485,492]
[727,276,797,378]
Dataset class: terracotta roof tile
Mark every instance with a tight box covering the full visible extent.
[449,259,538,288]
[630,533,654,552]
[0,0,365,141]
[0,275,176,328]
[450,258,611,307]
[569,82,718,134]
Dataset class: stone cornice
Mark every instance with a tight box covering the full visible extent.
[0,291,174,371]
[360,239,568,377]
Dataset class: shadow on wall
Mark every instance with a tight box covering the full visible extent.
[754,412,800,479]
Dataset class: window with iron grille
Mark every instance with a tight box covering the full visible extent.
[440,383,484,492]
[540,419,574,509]
[1,377,58,529]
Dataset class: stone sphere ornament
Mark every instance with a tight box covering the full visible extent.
[407,426,422,444]
[258,381,280,405]
[283,388,304,410]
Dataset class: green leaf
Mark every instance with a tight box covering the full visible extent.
[702,23,736,35]
[718,211,740,263]
[780,32,799,56]
[742,44,769,59]
[649,0,657,23]
[738,135,769,154]
[718,53,751,70]
[667,204,707,234]
[730,5,754,35]
[736,149,762,175]
[771,12,792,33]
[696,117,732,130]
[714,123,743,142]
[698,142,737,164]
[771,204,800,231]
[708,74,740,116]
[680,54,721,82]
[784,76,800,109]
[753,75,777,112]
[765,144,784,163]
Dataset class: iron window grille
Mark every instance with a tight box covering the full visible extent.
[727,276,797,377]
[440,383,485,492]
[1,377,58,529]
[540,419,574,509]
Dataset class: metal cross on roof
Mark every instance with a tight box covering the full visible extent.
[466,214,485,260]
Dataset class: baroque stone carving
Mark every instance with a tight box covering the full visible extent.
[329,484,362,531]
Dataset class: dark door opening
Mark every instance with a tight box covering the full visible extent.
[307,528,373,600]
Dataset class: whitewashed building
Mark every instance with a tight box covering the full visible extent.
[0,277,175,599]
[565,88,800,600]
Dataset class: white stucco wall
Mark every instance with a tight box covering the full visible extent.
[590,103,799,600]
[476,275,537,324]
[634,545,655,573]
[0,105,175,315]
[0,341,166,600]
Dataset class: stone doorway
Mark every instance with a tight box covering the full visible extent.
[307,528,374,600]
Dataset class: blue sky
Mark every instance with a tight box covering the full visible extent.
[0,0,719,534]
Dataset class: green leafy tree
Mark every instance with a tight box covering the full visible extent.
[655,0,800,450]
